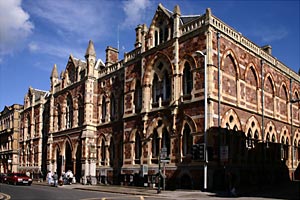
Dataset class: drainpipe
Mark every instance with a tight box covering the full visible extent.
[217,32,221,165]
[261,60,265,142]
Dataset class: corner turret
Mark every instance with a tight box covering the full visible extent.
[50,64,59,92]
[85,40,96,76]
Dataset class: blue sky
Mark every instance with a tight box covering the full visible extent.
[0,0,299,110]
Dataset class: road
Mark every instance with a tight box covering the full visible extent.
[0,183,126,200]
[0,182,299,200]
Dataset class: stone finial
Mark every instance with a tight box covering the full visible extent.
[85,40,96,58]
[173,5,181,15]
[51,64,58,79]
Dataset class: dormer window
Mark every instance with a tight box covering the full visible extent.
[154,20,170,46]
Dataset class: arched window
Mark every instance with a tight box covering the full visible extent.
[281,136,288,160]
[109,138,115,166]
[182,124,193,156]
[152,130,159,157]
[27,115,31,139]
[152,74,160,104]
[183,62,193,95]
[78,96,84,126]
[134,80,142,113]
[57,104,61,130]
[155,30,159,46]
[135,133,142,164]
[101,138,106,165]
[101,97,106,122]
[66,95,73,129]
[162,128,170,156]
[163,70,171,101]
[110,94,116,121]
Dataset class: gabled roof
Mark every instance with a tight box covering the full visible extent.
[29,87,48,102]
[181,15,201,24]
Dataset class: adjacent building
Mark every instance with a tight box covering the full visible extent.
[0,104,23,173]
[9,3,300,190]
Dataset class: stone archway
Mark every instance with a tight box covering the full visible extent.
[75,144,82,183]
[56,149,62,177]
[65,142,72,172]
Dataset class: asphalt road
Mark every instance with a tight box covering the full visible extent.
[0,183,125,200]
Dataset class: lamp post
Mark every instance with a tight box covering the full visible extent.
[196,50,208,191]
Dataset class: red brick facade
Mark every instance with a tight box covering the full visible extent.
[16,4,300,190]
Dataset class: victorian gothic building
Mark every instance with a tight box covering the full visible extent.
[2,4,300,190]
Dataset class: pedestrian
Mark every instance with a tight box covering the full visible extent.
[227,171,237,197]
[52,172,58,187]
[39,170,44,182]
[47,171,52,185]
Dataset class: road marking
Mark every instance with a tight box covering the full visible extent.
[0,192,11,200]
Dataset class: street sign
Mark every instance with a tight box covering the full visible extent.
[198,143,205,161]
[192,143,206,161]
[160,147,167,160]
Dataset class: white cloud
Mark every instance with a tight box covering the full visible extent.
[28,42,39,52]
[252,25,288,43]
[0,0,34,56]
[122,0,152,28]
[27,0,115,40]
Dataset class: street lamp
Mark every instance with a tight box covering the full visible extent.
[195,50,208,191]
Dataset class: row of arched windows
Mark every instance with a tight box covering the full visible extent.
[133,61,193,112]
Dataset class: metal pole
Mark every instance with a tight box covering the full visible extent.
[204,53,208,191]
[157,153,161,193]
[195,50,208,191]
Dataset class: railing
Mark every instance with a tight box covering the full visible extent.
[181,15,206,35]
[209,14,299,81]
[99,62,123,77]
[124,47,141,62]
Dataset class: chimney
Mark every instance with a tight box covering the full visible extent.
[261,45,272,55]
[135,24,143,48]
[105,46,119,66]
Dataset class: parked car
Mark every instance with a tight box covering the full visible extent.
[0,173,7,183]
[5,173,32,185]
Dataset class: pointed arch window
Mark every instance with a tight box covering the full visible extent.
[101,138,106,165]
[163,70,171,101]
[78,96,84,126]
[294,139,297,163]
[183,62,193,95]
[135,133,142,164]
[109,138,115,166]
[57,104,62,130]
[110,94,116,121]
[152,130,159,158]
[162,127,170,156]
[134,80,142,113]
[66,95,73,129]
[155,30,159,46]
[152,74,160,104]
[27,115,31,139]
[281,137,289,160]
[182,124,193,156]
[102,97,107,122]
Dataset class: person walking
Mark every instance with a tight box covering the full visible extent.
[39,171,44,182]
[53,172,58,187]
[47,171,52,185]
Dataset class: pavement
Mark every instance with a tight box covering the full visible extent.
[1,180,299,200]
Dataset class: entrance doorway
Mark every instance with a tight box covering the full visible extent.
[56,149,62,177]
[75,144,82,182]
[65,142,72,172]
